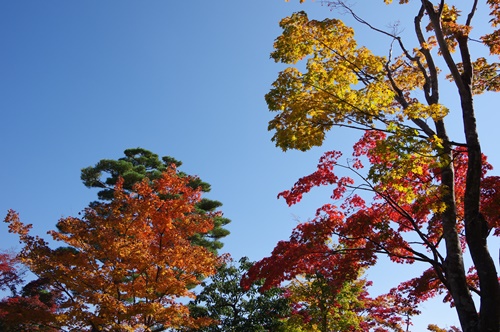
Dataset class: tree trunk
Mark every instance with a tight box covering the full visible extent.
[436,122,481,332]
[458,45,500,331]
[422,2,500,329]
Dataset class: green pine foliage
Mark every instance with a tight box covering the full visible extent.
[80,148,230,254]
[183,257,290,332]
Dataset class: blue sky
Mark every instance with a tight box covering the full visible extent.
[1,0,498,330]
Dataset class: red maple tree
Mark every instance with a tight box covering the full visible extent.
[243,131,500,330]
[247,0,500,329]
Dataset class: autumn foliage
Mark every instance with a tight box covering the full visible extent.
[245,1,500,331]
[0,252,59,331]
[283,272,411,331]
[244,133,499,324]
[4,167,219,331]
[0,252,21,296]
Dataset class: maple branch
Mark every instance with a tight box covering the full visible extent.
[339,0,464,154]
[308,35,378,85]
[414,6,440,106]
[42,323,68,332]
[385,47,409,105]
[384,56,437,138]
[437,0,445,15]
[411,119,439,139]
[343,182,376,194]
[343,9,447,151]
[380,191,444,261]
[468,37,482,44]
[349,196,436,263]
[333,0,425,71]
[335,1,403,42]
[372,236,443,269]
[304,240,428,266]
[334,120,397,135]
[301,77,433,138]
[300,73,469,148]
[333,230,434,265]
[423,1,465,94]
[334,162,446,269]
[469,284,481,296]
[51,277,78,304]
[465,0,479,27]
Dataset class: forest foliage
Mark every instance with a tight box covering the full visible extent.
[3,0,500,331]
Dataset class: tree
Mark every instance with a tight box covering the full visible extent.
[0,252,22,296]
[245,1,500,331]
[0,252,59,331]
[182,256,290,332]
[81,148,231,254]
[4,167,220,331]
[283,272,409,332]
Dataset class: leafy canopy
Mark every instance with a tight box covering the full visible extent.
[0,252,60,331]
[182,256,290,332]
[81,148,231,254]
[5,168,220,331]
[283,272,408,332]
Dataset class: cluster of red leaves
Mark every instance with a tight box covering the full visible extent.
[278,150,351,205]
[242,210,374,292]
[0,252,21,295]
[0,282,60,331]
[0,253,59,331]
[388,268,447,308]
[479,176,500,236]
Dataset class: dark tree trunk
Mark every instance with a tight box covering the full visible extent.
[436,122,481,332]
[457,35,500,332]
[422,2,500,331]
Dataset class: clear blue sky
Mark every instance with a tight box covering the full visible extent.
[1,1,498,330]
